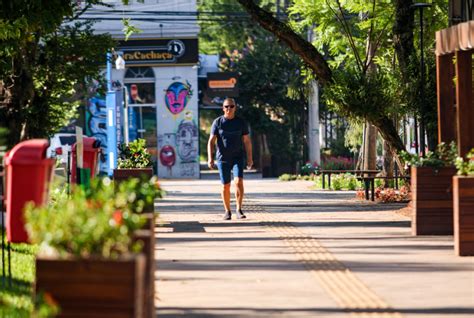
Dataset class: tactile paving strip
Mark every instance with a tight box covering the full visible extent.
[247,203,403,318]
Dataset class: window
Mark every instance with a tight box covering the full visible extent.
[124,67,155,106]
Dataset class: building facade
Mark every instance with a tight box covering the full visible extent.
[84,0,200,178]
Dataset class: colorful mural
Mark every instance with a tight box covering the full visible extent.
[164,81,193,114]
[176,111,198,162]
[156,72,199,179]
[86,97,108,173]
[158,133,177,177]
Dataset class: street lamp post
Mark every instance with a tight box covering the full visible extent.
[105,51,125,176]
[412,2,432,157]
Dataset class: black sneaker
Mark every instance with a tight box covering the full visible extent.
[236,210,246,219]
[223,211,232,220]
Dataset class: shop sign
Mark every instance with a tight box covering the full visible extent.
[206,72,239,97]
[118,38,198,66]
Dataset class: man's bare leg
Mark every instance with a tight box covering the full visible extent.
[221,183,232,219]
[234,177,244,210]
[234,177,246,218]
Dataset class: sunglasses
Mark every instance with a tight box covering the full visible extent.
[224,105,235,109]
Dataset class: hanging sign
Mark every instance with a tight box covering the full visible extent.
[118,39,198,66]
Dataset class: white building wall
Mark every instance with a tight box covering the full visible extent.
[155,66,199,178]
[85,0,200,178]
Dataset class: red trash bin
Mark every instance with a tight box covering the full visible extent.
[4,139,55,243]
[71,137,101,183]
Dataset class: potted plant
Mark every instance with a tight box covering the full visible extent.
[25,178,146,317]
[400,142,457,235]
[114,138,154,182]
[453,149,474,256]
[115,176,164,318]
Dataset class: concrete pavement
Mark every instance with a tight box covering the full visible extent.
[154,178,474,318]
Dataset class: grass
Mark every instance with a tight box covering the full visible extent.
[0,237,38,317]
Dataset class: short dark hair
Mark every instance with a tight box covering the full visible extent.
[223,98,236,106]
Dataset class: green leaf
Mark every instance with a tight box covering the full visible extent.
[122,18,142,41]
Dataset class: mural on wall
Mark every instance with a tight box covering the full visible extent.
[157,73,199,179]
[176,111,198,163]
[86,96,108,173]
[158,133,176,177]
[164,81,193,115]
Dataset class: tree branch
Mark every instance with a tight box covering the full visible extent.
[331,0,364,71]
[363,0,377,69]
[236,0,332,84]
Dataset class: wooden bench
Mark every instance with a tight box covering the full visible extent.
[320,169,380,190]
[320,169,410,201]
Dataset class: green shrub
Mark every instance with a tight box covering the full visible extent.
[455,148,474,176]
[300,162,317,175]
[345,173,359,190]
[399,141,457,169]
[118,138,152,169]
[375,178,383,188]
[279,174,298,181]
[313,175,322,188]
[25,178,145,259]
[331,174,344,190]
[115,176,164,213]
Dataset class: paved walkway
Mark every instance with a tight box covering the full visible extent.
[154,178,474,318]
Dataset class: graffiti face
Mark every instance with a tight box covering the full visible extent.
[176,119,198,162]
[159,145,176,167]
[87,97,108,173]
[165,82,192,114]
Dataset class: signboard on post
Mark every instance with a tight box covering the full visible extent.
[117,38,198,66]
[206,72,239,98]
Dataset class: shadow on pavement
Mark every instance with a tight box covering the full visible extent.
[156,306,474,317]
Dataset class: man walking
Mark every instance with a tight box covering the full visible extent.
[207,98,253,220]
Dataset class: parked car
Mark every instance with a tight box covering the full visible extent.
[47,133,76,164]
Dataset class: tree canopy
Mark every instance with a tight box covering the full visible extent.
[0,1,114,148]
[235,0,449,154]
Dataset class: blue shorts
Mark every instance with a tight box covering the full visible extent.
[216,158,244,184]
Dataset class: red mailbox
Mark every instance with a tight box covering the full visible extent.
[4,139,54,243]
[71,137,101,183]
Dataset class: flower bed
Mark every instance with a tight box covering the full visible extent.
[356,185,410,203]
[24,177,162,317]
[400,142,458,236]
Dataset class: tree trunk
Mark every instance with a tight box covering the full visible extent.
[373,116,406,154]
[363,123,377,175]
[383,140,394,187]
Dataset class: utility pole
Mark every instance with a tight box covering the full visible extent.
[307,27,321,165]
[308,81,321,165]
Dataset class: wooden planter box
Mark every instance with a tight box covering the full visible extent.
[36,254,145,318]
[133,229,155,318]
[453,176,474,256]
[113,168,153,183]
[411,166,457,235]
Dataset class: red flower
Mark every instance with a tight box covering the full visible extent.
[113,210,123,225]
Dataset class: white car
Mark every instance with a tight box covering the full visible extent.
[47,133,76,164]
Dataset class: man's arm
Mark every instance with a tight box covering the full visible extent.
[242,134,253,169]
[207,134,217,169]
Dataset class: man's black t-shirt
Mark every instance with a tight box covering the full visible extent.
[211,116,249,162]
